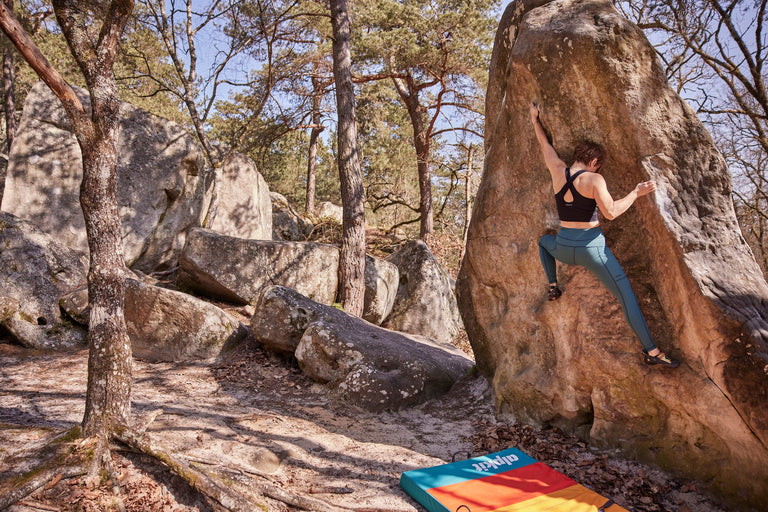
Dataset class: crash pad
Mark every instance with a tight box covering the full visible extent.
[400,447,629,512]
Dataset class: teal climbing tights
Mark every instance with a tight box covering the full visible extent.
[538,227,657,352]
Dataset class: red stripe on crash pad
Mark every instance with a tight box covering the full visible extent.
[426,461,577,512]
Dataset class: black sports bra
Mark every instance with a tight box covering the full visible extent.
[555,168,599,223]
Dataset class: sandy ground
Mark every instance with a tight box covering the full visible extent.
[0,332,738,512]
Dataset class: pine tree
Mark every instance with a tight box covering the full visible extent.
[353,0,497,244]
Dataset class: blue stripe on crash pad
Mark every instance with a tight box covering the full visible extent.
[399,473,450,512]
[401,447,536,490]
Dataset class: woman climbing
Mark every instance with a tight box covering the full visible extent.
[530,101,679,368]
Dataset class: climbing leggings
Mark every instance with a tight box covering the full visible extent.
[538,227,657,352]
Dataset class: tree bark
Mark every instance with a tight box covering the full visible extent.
[78,135,132,437]
[2,0,15,154]
[391,73,433,244]
[329,0,366,316]
[306,62,323,216]
[462,143,474,254]
[53,0,135,439]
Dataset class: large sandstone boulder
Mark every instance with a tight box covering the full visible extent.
[251,283,329,354]
[315,201,343,224]
[251,285,473,411]
[1,82,209,272]
[383,240,463,344]
[456,1,768,509]
[363,254,399,325]
[124,277,248,362]
[207,149,272,240]
[0,212,87,349]
[178,228,340,305]
[178,228,398,323]
[271,192,313,241]
[61,274,248,361]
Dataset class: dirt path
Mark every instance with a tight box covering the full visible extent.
[0,338,734,512]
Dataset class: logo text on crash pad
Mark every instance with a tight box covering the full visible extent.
[472,453,520,472]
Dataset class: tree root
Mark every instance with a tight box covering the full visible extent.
[251,480,356,511]
[0,425,94,509]
[114,428,258,512]
[1,420,357,512]
[0,464,85,510]
[0,435,87,512]
[16,499,63,511]
[114,427,358,512]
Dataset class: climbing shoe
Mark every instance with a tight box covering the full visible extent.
[548,284,562,301]
[643,350,680,368]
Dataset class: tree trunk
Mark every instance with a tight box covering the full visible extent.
[2,0,15,154]
[462,143,474,255]
[188,96,220,229]
[0,13,135,440]
[391,73,433,244]
[79,140,133,437]
[330,0,366,316]
[0,0,136,445]
[51,0,135,440]
[416,134,433,243]
[306,63,323,216]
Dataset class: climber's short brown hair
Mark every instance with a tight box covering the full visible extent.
[573,141,604,170]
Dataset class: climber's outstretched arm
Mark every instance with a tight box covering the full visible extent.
[529,102,566,180]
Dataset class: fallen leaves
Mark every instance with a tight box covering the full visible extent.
[467,421,725,512]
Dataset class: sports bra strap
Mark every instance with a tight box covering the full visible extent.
[565,168,589,185]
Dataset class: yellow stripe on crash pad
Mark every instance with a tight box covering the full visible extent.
[489,484,630,512]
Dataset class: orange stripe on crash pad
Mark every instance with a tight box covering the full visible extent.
[489,485,632,511]
[426,462,576,512]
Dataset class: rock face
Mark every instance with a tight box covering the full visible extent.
[1,82,210,272]
[251,285,473,411]
[383,240,463,344]
[0,212,87,349]
[456,0,768,509]
[207,150,272,240]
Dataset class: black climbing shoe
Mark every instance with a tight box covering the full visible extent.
[643,350,680,368]
[548,285,562,301]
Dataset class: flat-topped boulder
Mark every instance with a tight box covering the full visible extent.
[178,228,340,305]
[178,228,399,324]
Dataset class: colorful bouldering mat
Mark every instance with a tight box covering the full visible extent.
[400,447,629,512]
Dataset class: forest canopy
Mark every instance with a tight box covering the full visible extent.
[1,0,767,273]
